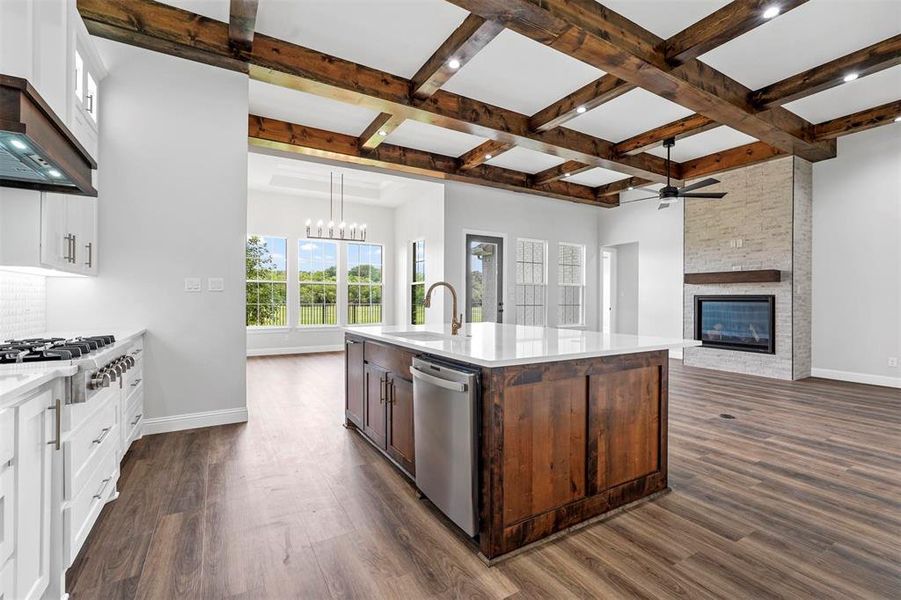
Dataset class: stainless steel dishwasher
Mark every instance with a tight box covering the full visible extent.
[410,356,480,537]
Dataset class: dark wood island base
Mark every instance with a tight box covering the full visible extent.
[345,333,669,561]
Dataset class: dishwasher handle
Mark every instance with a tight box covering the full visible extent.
[410,366,468,392]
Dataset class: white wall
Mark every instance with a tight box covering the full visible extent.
[613,241,639,335]
[443,182,601,330]
[46,39,249,424]
[597,196,684,346]
[812,126,901,386]
[389,180,445,327]
[246,187,397,354]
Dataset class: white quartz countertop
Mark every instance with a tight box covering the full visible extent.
[345,323,701,368]
[0,365,77,408]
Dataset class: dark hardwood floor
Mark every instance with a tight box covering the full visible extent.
[67,353,901,599]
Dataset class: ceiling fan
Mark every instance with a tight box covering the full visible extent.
[623,137,727,210]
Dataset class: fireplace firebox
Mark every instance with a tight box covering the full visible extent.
[694,295,775,354]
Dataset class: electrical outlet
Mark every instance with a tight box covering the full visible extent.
[736,238,743,248]
[208,277,224,292]
[184,277,201,293]
[889,357,898,368]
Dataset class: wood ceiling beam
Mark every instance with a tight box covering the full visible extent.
[248,115,616,207]
[457,139,514,170]
[679,141,786,180]
[662,0,810,66]
[77,0,673,185]
[446,0,836,163]
[532,160,593,185]
[410,14,504,100]
[752,35,901,109]
[595,177,651,198]
[228,0,259,54]
[529,75,634,132]
[811,100,901,140]
[613,114,718,156]
[358,113,404,150]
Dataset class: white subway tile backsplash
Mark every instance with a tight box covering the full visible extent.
[0,272,46,339]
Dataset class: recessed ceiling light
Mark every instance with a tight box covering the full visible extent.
[485,154,493,159]
[627,186,634,191]
[10,139,28,150]
[762,6,780,19]
[378,129,388,136]
[576,105,587,114]
[448,58,461,70]
[894,116,901,122]
[47,169,62,178]
[564,172,571,177]
[843,72,859,83]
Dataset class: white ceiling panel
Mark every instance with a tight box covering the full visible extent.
[384,120,487,157]
[157,0,230,21]
[564,88,695,142]
[784,65,901,123]
[598,0,732,39]
[485,147,565,174]
[700,0,901,90]
[563,167,627,187]
[441,29,605,116]
[648,126,758,162]
[249,80,380,136]
[255,0,468,78]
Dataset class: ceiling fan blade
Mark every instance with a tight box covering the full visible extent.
[620,195,661,204]
[679,177,720,193]
[679,192,727,199]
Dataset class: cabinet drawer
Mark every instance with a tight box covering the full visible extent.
[124,358,143,398]
[63,447,117,567]
[364,341,416,378]
[0,409,12,465]
[0,556,13,600]
[64,398,118,500]
[67,384,116,434]
[0,467,13,567]
[124,389,144,451]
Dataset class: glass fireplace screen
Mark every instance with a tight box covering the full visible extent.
[694,295,775,354]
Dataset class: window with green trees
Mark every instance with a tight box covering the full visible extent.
[246,235,287,327]
[347,243,383,324]
[299,240,338,326]
[411,240,425,325]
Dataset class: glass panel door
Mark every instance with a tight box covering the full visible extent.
[465,235,504,323]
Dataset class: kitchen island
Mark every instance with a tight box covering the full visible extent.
[344,322,699,561]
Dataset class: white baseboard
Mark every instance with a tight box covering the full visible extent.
[143,407,249,435]
[810,368,900,389]
[247,344,343,357]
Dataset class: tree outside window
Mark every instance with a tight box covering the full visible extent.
[348,243,383,324]
[246,235,287,327]
[411,240,426,325]
[299,240,338,326]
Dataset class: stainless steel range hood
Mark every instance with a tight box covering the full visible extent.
[0,74,97,196]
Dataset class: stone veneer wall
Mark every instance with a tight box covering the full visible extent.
[683,156,812,380]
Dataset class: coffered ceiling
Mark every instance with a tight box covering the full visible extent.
[78,0,901,208]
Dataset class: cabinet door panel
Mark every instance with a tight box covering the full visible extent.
[344,338,365,428]
[387,375,414,475]
[40,193,69,269]
[588,366,660,493]
[15,390,53,600]
[502,377,586,526]
[363,364,387,449]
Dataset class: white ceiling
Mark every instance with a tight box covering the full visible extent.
[701,1,901,90]
[485,147,565,174]
[248,151,433,207]
[784,65,901,123]
[255,0,468,78]
[564,88,695,142]
[563,167,628,187]
[441,29,605,116]
[249,80,380,136]
[384,120,486,157]
[648,126,758,162]
[599,0,732,39]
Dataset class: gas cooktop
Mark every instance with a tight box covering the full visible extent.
[0,335,116,364]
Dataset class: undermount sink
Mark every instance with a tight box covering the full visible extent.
[385,331,452,342]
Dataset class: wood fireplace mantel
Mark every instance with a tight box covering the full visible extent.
[684,270,781,284]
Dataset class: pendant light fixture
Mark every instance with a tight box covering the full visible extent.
[304,172,367,241]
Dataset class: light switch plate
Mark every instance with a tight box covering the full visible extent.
[208,277,224,292]
[184,277,202,293]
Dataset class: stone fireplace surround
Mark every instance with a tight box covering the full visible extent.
[683,156,812,381]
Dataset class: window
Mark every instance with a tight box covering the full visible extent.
[246,235,287,327]
[299,240,338,326]
[515,239,547,326]
[411,240,426,325]
[347,243,383,324]
[558,243,585,326]
[74,48,99,122]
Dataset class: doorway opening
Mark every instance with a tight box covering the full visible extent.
[465,234,504,323]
